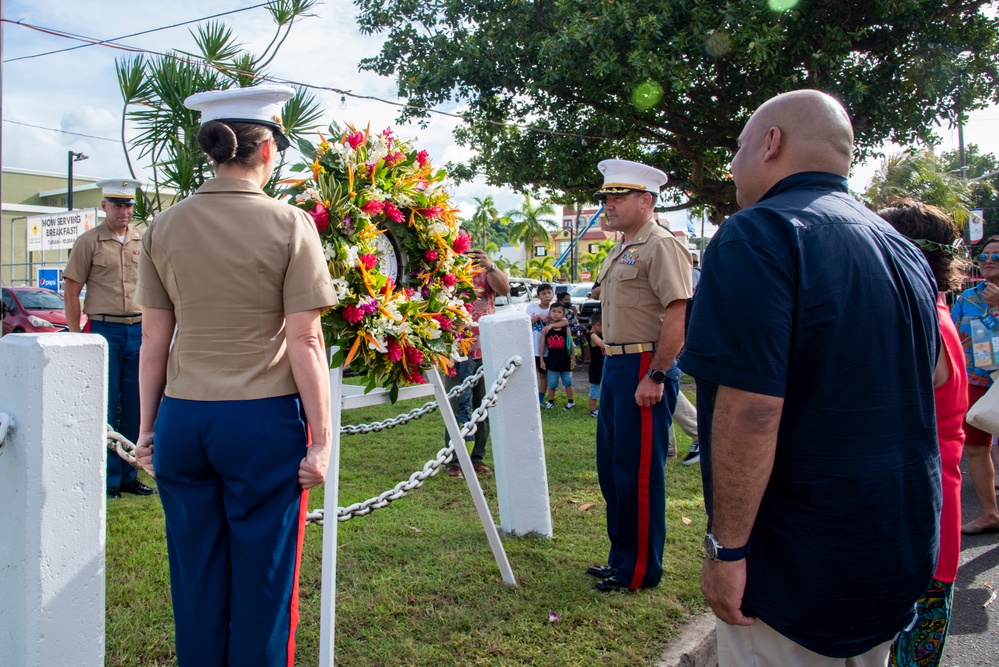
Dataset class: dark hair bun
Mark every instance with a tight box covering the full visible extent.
[197,120,238,163]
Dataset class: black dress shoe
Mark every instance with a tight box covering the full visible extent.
[586,565,616,578]
[594,576,631,592]
[120,480,156,496]
[107,487,122,499]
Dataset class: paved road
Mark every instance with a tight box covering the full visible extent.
[941,453,999,667]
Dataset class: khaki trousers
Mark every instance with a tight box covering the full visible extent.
[668,390,699,451]
[716,618,894,667]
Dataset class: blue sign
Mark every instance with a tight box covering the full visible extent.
[37,268,61,292]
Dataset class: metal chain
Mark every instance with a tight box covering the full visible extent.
[98,368,486,467]
[306,355,522,525]
[340,366,484,435]
[0,412,14,455]
[107,425,140,468]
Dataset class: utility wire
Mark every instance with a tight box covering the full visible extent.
[1,17,608,143]
[4,118,120,143]
[3,3,271,63]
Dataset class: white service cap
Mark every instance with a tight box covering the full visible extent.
[96,178,142,203]
[184,85,296,151]
[594,159,668,200]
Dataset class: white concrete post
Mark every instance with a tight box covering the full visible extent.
[0,334,108,667]
[479,311,552,537]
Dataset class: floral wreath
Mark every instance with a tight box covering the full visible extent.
[282,123,477,398]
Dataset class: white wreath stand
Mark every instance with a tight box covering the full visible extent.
[317,340,527,666]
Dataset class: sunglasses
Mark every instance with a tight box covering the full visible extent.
[978,254,999,263]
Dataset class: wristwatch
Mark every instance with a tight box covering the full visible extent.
[485,264,497,272]
[647,368,668,384]
[703,533,749,562]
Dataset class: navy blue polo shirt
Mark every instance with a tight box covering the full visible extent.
[679,172,941,657]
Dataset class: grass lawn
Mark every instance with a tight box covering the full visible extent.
[105,380,708,666]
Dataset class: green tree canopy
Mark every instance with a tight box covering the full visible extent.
[355,0,999,216]
[941,143,999,240]
[863,148,995,228]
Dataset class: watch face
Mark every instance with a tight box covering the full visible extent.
[373,227,403,283]
[703,534,717,560]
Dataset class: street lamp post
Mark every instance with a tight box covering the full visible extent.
[67,151,88,210]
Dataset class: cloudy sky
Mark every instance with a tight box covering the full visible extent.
[3,0,998,230]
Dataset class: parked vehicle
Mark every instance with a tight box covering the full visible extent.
[495,278,540,312]
[1,286,87,335]
[566,282,595,309]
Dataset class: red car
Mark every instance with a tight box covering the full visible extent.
[1,286,87,335]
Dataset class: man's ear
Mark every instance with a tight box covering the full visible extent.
[762,126,782,162]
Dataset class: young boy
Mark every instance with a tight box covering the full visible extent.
[587,314,604,417]
[526,284,560,405]
[540,302,575,409]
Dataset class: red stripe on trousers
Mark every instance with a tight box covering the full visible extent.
[629,352,654,591]
[287,424,313,666]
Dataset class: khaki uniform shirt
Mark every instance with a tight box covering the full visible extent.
[596,220,692,344]
[136,177,337,401]
[64,222,144,316]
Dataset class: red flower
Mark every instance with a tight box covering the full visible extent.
[424,249,439,262]
[404,345,424,367]
[384,151,405,167]
[433,314,454,331]
[308,203,330,233]
[417,150,429,167]
[383,201,405,223]
[386,338,403,362]
[441,273,457,288]
[382,127,394,146]
[452,233,472,254]
[381,277,395,294]
[404,287,416,298]
[361,200,385,216]
[343,304,364,324]
[359,254,378,270]
[347,131,365,149]
[447,366,457,378]
[405,371,427,385]
[418,206,443,220]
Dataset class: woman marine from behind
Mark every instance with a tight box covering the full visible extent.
[133,86,337,666]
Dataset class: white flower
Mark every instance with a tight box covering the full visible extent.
[344,245,359,266]
[426,319,442,340]
[331,278,350,301]
[366,333,388,353]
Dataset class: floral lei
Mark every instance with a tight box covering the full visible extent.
[282,123,477,398]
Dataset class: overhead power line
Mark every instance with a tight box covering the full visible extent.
[4,118,120,143]
[1,17,609,143]
[3,3,271,63]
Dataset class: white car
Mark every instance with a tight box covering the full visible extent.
[495,278,541,312]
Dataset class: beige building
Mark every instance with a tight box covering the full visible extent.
[1,168,173,287]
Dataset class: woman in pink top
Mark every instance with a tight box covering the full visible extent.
[879,200,968,667]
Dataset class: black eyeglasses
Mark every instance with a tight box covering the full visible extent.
[977,253,999,263]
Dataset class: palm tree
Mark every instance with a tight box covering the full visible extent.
[579,239,616,275]
[115,2,323,219]
[864,149,995,228]
[466,196,502,248]
[506,195,557,255]
[527,256,559,281]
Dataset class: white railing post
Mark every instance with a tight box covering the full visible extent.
[479,311,552,537]
[0,333,108,667]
